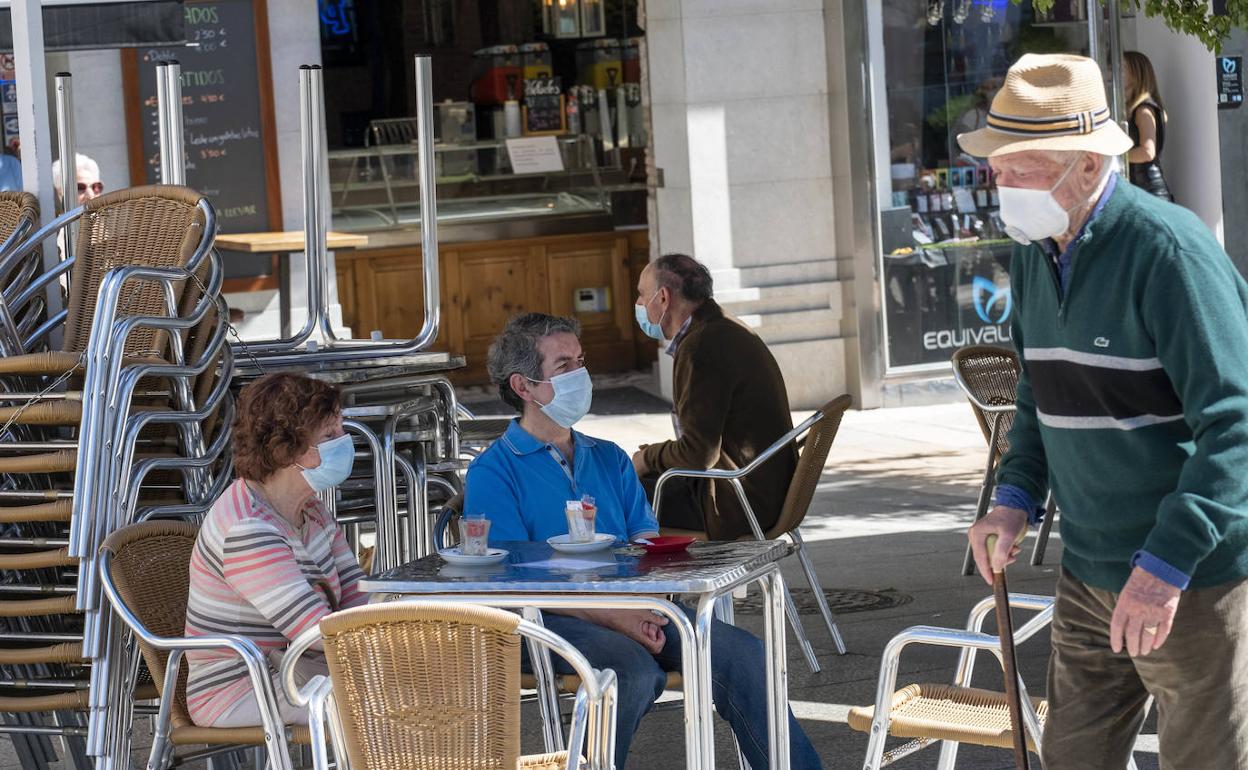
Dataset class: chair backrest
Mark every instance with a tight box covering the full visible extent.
[768,394,853,539]
[368,117,419,147]
[434,492,464,550]
[318,602,523,770]
[950,345,1020,456]
[62,185,210,358]
[0,192,39,353]
[0,191,38,255]
[99,519,200,728]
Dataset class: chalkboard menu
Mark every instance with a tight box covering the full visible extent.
[523,77,566,136]
[126,0,279,237]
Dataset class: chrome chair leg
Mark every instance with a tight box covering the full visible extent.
[1030,493,1057,566]
[521,606,566,755]
[935,739,959,770]
[782,582,821,674]
[791,529,847,655]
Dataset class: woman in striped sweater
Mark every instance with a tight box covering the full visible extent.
[184,373,367,727]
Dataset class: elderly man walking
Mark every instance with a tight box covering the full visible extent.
[962,54,1248,769]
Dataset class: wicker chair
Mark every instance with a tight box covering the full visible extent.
[950,346,1057,576]
[654,394,854,672]
[429,489,683,753]
[0,185,212,363]
[97,521,306,770]
[0,187,222,606]
[846,591,1149,769]
[0,186,217,473]
[280,601,618,770]
[0,187,227,744]
[0,191,42,353]
[847,592,1054,769]
[0,190,40,247]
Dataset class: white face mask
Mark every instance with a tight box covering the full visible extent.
[528,367,593,429]
[997,158,1081,245]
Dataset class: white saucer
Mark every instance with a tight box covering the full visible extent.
[440,562,508,578]
[439,547,509,566]
[547,533,616,553]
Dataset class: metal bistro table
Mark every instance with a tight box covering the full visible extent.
[360,539,795,770]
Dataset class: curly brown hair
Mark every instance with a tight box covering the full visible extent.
[232,373,341,482]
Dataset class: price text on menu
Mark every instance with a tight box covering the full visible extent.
[136,0,273,233]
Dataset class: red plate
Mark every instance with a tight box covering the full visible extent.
[639,536,696,554]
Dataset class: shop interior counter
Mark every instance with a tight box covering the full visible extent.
[328,133,621,245]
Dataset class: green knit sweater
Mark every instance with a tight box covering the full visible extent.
[998,180,1248,592]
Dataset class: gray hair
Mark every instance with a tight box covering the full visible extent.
[487,312,582,413]
[654,253,713,302]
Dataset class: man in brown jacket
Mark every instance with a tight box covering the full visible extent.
[631,253,797,540]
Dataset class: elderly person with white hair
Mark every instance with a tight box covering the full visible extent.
[50,153,102,209]
[962,54,1248,768]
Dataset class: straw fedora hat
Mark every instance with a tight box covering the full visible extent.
[958,53,1133,158]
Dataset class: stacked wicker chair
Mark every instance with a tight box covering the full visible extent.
[0,186,234,770]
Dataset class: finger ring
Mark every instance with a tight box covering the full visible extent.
[1143,626,1159,635]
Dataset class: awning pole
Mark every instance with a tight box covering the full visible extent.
[11,0,64,334]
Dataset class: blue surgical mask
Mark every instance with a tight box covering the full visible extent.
[634,289,666,341]
[297,433,355,493]
[529,367,593,428]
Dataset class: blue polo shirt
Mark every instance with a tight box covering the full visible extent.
[464,420,659,543]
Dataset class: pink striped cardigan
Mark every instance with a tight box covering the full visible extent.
[184,479,366,725]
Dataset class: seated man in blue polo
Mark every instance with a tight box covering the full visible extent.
[465,312,822,770]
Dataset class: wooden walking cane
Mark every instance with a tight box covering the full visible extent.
[987,533,1031,770]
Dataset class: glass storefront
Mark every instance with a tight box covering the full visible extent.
[870,0,1109,372]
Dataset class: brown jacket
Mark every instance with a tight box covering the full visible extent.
[642,300,797,540]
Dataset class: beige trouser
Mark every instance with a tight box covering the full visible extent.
[211,651,327,728]
[1042,568,1248,770]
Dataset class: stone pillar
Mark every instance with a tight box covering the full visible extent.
[644,0,849,408]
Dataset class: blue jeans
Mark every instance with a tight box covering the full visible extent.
[523,607,823,770]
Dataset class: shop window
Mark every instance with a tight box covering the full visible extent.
[874,0,1096,370]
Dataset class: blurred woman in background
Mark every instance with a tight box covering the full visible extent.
[1124,51,1174,201]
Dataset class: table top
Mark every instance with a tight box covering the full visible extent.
[215,231,369,253]
[360,540,791,595]
[232,353,466,381]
